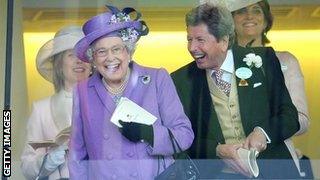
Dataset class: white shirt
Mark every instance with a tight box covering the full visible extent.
[210,50,234,83]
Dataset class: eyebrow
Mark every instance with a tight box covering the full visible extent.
[250,5,263,10]
[95,44,123,50]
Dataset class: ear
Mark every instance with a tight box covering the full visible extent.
[92,60,98,67]
[219,35,229,52]
[263,19,268,32]
[91,62,96,69]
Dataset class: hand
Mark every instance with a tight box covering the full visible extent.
[216,143,252,177]
[119,120,154,145]
[243,128,267,152]
[44,145,67,171]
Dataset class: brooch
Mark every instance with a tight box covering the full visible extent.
[141,75,151,84]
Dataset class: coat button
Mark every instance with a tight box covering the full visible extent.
[103,134,110,140]
[131,172,138,177]
[127,152,134,157]
[106,154,113,160]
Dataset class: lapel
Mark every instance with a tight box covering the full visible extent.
[232,45,268,134]
[233,46,254,134]
[50,90,72,131]
[118,62,137,99]
[189,62,225,144]
[89,72,116,114]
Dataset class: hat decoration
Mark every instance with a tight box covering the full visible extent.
[75,5,149,62]
[107,5,148,43]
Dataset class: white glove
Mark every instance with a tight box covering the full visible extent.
[44,145,67,171]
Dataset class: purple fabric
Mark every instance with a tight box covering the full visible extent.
[75,18,141,62]
[75,10,142,62]
[68,62,194,179]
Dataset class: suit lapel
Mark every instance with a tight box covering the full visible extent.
[90,73,117,114]
[120,62,138,100]
[233,46,254,135]
[190,63,225,145]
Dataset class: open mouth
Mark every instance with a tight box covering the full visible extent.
[73,67,86,73]
[105,63,120,72]
[193,53,206,62]
[243,22,257,28]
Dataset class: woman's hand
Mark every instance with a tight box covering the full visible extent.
[119,120,154,145]
[44,145,67,171]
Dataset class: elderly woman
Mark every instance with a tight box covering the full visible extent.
[68,5,194,180]
[21,26,91,180]
[227,0,311,178]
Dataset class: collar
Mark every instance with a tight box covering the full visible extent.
[62,89,73,98]
[51,90,73,131]
[210,50,234,76]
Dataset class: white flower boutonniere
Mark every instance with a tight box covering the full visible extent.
[243,53,263,68]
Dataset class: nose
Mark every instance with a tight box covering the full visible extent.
[105,52,117,62]
[245,11,254,20]
[188,41,199,53]
[76,58,83,64]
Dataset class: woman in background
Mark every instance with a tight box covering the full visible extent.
[21,26,91,179]
[230,0,311,177]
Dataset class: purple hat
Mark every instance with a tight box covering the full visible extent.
[75,5,149,62]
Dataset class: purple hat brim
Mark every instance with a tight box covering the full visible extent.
[75,21,141,62]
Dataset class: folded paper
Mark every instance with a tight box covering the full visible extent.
[237,148,259,177]
[28,126,71,150]
[110,97,157,127]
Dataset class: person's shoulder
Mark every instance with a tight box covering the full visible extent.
[33,96,51,107]
[132,61,168,75]
[78,73,96,89]
[171,61,197,77]
[276,51,302,76]
[31,95,52,113]
[276,51,299,63]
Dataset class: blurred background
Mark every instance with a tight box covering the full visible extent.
[1,0,319,179]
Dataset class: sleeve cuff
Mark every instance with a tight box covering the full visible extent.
[254,127,271,143]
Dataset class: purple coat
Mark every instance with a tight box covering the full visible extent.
[69,62,194,180]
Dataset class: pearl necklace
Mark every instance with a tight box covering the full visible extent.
[102,69,130,96]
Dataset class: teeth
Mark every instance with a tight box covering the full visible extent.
[105,64,120,73]
[107,64,119,69]
[194,54,205,59]
[73,67,85,72]
[243,22,256,27]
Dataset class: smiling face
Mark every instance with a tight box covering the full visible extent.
[187,23,228,70]
[62,49,91,90]
[92,36,130,87]
[233,3,267,46]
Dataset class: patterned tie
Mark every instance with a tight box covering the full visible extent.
[212,69,231,96]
